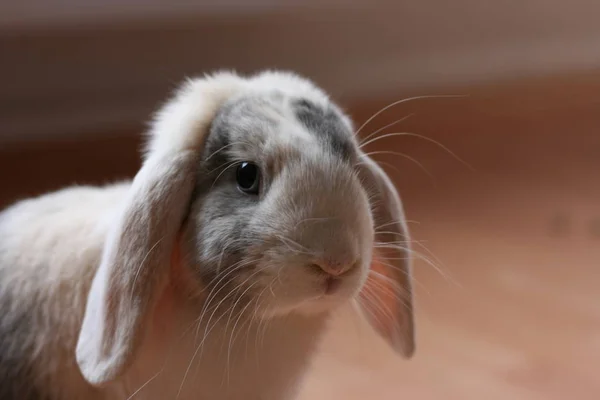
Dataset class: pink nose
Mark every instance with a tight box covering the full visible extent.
[311,258,356,276]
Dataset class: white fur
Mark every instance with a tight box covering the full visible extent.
[145,70,330,158]
[0,70,413,399]
[145,71,246,158]
[0,184,129,399]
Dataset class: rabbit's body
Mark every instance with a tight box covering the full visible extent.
[0,184,326,400]
[0,70,415,399]
[0,184,126,399]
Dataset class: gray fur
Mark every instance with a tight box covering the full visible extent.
[0,285,45,400]
[292,98,357,161]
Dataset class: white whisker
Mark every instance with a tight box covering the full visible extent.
[360,131,474,171]
[179,265,264,398]
[204,140,251,162]
[361,151,435,183]
[354,95,465,137]
[210,161,242,191]
[371,262,429,297]
[359,113,414,144]
[129,236,164,304]
[222,280,259,387]
[126,368,164,400]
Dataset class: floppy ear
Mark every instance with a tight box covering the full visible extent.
[357,153,415,358]
[76,72,244,385]
[75,151,198,385]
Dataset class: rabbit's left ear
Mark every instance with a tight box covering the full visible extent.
[356,153,415,358]
[76,73,245,386]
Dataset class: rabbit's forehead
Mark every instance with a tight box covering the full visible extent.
[210,92,356,162]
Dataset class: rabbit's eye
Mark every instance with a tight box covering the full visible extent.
[236,162,260,195]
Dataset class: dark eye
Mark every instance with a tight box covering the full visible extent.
[236,162,260,194]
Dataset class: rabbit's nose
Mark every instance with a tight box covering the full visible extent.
[310,258,357,277]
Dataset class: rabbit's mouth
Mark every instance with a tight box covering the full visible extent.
[251,259,368,318]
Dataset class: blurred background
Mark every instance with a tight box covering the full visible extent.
[2,1,600,399]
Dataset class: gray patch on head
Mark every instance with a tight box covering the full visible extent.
[0,285,46,400]
[292,98,356,161]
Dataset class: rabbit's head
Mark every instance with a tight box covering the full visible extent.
[76,71,415,386]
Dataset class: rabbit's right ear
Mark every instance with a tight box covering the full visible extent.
[75,73,245,386]
[356,153,415,358]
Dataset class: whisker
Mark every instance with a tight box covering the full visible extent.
[274,235,313,256]
[363,282,413,316]
[180,266,264,398]
[375,242,443,265]
[361,151,435,183]
[211,238,251,275]
[355,297,386,330]
[204,140,251,162]
[129,236,165,304]
[374,220,419,232]
[224,281,260,387]
[244,294,264,361]
[374,234,422,243]
[369,267,430,297]
[351,298,384,337]
[358,288,395,327]
[126,368,164,400]
[293,216,336,229]
[253,286,272,365]
[360,132,474,171]
[203,267,266,347]
[365,271,413,304]
[231,295,260,364]
[347,299,367,358]
[356,159,402,176]
[409,241,448,276]
[201,258,256,301]
[354,95,465,137]
[193,259,257,342]
[206,159,238,176]
[359,113,414,145]
[376,245,461,288]
[368,269,405,291]
[210,161,242,191]
[258,278,277,352]
[374,239,450,281]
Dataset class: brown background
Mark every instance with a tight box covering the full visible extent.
[2,2,600,398]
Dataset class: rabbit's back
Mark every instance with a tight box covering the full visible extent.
[0,182,130,399]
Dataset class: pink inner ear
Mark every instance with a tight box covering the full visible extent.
[358,252,399,338]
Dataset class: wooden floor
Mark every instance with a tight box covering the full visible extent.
[2,73,600,399]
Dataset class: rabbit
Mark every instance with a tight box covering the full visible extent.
[0,70,415,400]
